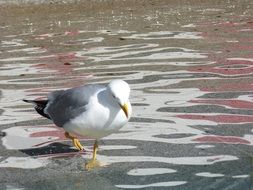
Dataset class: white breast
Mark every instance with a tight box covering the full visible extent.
[63,97,131,139]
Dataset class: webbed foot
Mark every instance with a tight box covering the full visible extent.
[85,159,100,171]
[65,132,84,151]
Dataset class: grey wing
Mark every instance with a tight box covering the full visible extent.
[45,84,105,127]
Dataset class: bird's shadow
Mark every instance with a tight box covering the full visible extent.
[20,142,83,158]
[0,127,89,158]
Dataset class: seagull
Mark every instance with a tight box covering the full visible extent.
[23,79,132,170]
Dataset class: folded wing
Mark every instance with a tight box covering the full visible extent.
[45,84,104,127]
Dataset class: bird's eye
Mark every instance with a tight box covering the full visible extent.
[112,94,116,98]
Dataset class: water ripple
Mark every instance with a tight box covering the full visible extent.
[0,3,253,189]
[116,181,187,189]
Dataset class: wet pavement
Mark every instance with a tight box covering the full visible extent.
[1,0,253,189]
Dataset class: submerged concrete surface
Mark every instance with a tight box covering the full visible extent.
[0,0,253,189]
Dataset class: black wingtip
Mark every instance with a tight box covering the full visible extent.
[0,131,6,137]
[23,99,33,103]
[23,99,51,120]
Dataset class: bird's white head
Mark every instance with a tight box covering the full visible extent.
[108,80,130,118]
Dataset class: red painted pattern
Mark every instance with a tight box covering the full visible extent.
[64,30,80,36]
[225,59,253,65]
[37,52,77,62]
[30,126,88,140]
[35,30,80,40]
[34,62,73,74]
[228,44,253,51]
[30,127,65,139]
[200,82,253,92]
[27,125,90,149]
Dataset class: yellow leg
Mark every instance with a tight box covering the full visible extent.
[92,140,98,160]
[85,140,100,171]
[65,132,84,151]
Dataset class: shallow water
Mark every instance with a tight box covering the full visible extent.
[1,0,253,189]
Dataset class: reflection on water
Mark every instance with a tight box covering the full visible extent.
[0,1,253,189]
[127,168,177,176]
[116,181,187,189]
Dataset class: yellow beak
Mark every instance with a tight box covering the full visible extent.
[120,103,129,118]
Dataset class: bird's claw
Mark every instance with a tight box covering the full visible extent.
[73,138,84,151]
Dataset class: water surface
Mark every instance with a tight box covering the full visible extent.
[0,0,253,189]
